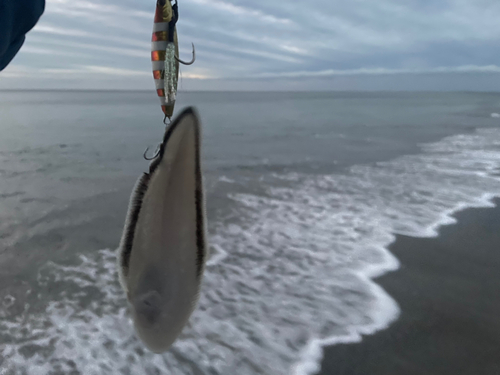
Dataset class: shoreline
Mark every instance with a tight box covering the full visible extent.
[318,197,500,374]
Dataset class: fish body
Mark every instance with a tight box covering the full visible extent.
[118,107,207,353]
[151,0,179,119]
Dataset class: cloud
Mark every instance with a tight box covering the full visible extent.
[1,65,149,78]
[184,0,292,24]
[3,0,500,90]
[20,46,90,58]
[253,65,500,79]
[34,24,90,37]
[32,23,152,50]
[27,35,147,58]
[45,0,150,20]
[81,66,151,76]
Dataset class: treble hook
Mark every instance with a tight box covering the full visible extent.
[175,43,196,65]
[143,144,161,160]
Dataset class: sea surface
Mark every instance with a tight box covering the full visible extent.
[1,91,500,374]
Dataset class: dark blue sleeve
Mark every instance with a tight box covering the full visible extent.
[0,0,45,71]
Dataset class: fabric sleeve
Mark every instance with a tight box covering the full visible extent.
[0,0,45,71]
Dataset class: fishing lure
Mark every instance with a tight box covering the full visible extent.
[151,0,195,122]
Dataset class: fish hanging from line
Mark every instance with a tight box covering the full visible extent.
[117,0,204,353]
[152,0,195,122]
[117,107,207,353]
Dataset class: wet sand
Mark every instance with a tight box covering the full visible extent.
[320,198,500,375]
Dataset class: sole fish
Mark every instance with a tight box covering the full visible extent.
[117,107,207,353]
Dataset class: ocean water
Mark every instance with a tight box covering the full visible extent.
[1,91,500,374]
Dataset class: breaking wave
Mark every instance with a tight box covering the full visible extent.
[2,128,500,375]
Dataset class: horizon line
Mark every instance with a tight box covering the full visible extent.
[1,89,500,93]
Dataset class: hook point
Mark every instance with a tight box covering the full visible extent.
[175,43,196,65]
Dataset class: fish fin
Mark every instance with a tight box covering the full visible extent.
[117,172,151,293]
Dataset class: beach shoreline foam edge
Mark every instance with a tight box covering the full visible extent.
[292,191,500,375]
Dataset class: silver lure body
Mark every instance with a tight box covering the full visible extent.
[117,107,207,353]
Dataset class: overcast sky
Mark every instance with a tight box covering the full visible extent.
[1,0,500,90]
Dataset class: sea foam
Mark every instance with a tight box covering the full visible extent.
[2,128,500,375]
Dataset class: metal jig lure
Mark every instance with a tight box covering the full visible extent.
[151,0,196,124]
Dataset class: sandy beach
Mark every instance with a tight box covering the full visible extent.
[320,198,500,375]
